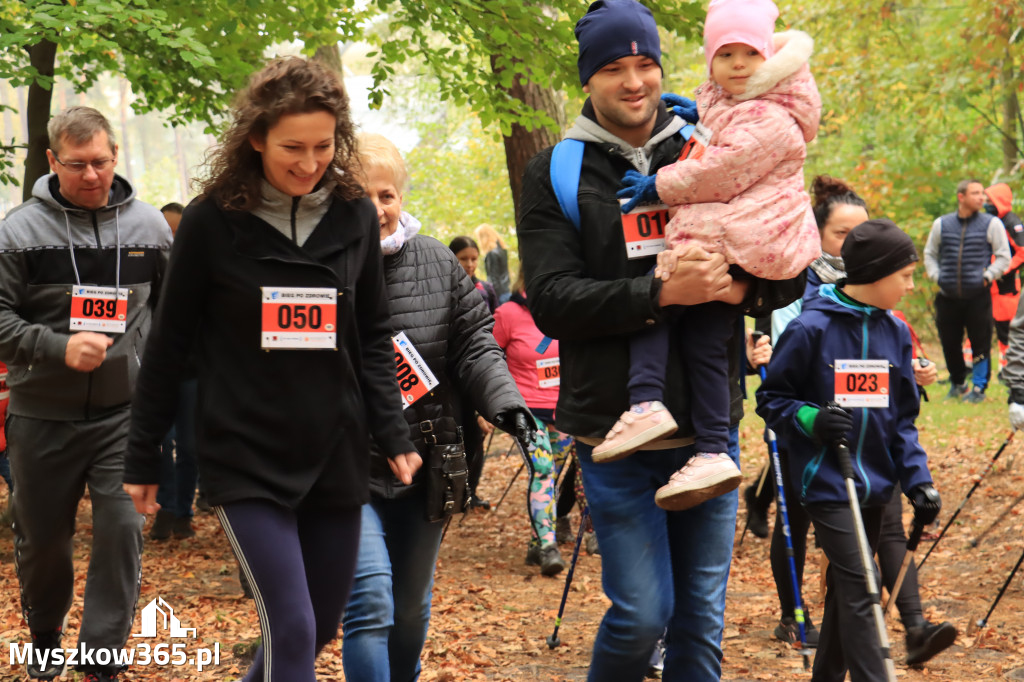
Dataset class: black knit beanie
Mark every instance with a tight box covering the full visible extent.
[575,0,662,86]
[841,218,919,285]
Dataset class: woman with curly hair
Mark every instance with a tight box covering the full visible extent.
[123,57,419,681]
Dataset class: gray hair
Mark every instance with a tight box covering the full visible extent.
[47,106,116,154]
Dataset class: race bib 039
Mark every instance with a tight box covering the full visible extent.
[70,286,128,334]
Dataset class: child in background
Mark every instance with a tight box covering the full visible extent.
[598,0,821,512]
[756,219,942,681]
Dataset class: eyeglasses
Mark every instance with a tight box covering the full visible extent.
[53,153,115,174]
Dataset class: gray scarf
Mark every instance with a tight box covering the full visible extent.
[810,252,845,284]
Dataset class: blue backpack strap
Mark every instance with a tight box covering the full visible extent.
[550,139,584,231]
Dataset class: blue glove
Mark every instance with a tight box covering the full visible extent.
[661,93,699,124]
[617,169,661,213]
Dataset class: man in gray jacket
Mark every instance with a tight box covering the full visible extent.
[0,106,171,682]
[923,179,1010,403]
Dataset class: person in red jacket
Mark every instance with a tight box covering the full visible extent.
[984,183,1024,368]
[0,361,10,498]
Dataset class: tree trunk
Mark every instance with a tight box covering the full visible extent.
[118,79,134,185]
[490,56,564,221]
[1001,54,1020,175]
[22,39,57,200]
[313,44,343,74]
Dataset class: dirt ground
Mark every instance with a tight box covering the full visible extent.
[0,411,1021,680]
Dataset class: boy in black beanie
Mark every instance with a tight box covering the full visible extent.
[757,218,943,681]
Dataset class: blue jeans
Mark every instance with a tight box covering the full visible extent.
[342,493,446,682]
[156,379,198,518]
[576,424,739,682]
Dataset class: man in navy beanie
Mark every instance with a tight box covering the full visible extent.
[516,1,805,680]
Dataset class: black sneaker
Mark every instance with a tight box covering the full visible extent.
[945,382,969,399]
[172,516,196,539]
[744,485,770,539]
[906,621,956,665]
[468,495,491,511]
[194,491,213,513]
[556,516,572,544]
[525,543,565,576]
[83,670,118,682]
[963,386,986,404]
[27,627,65,680]
[148,509,174,541]
[774,615,819,648]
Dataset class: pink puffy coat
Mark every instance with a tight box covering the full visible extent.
[655,30,822,280]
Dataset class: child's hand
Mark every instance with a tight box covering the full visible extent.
[657,246,731,306]
[912,358,937,387]
[654,244,690,281]
[746,329,772,368]
[617,170,660,213]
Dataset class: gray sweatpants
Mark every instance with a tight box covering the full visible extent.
[8,409,144,662]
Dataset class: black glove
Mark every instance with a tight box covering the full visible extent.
[493,407,538,448]
[811,404,853,445]
[907,484,941,526]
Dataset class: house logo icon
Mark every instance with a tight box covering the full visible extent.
[132,597,197,639]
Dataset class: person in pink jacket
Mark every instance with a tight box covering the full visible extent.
[595,0,822,513]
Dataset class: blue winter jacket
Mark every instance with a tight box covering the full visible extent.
[755,284,933,506]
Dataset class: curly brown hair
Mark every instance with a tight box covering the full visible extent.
[196,56,363,211]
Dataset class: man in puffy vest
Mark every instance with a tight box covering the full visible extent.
[924,179,1010,402]
[983,183,1024,368]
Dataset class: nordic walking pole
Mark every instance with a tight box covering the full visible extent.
[760,366,811,668]
[547,505,590,649]
[919,430,1015,570]
[491,461,525,513]
[974,544,1024,631]
[968,489,1024,548]
[883,519,924,618]
[834,435,897,682]
[738,458,772,547]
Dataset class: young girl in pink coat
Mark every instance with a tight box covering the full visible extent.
[595,0,821,512]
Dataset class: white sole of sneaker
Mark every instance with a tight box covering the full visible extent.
[654,469,743,511]
[592,418,678,463]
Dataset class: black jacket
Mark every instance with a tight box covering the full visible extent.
[371,234,524,499]
[124,194,414,510]
[517,103,804,440]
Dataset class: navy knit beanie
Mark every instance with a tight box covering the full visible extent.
[575,0,662,86]
[841,219,919,285]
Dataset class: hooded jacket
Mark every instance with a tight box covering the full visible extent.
[0,173,171,420]
[124,193,414,510]
[517,100,805,440]
[756,284,932,506]
[985,183,1024,318]
[656,31,822,280]
[369,229,525,499]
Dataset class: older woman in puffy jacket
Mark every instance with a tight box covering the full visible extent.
[340,133,533,681]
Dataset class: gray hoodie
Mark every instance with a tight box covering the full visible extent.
[0,173,171,420]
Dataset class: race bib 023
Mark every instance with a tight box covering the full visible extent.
[835,359,890,408]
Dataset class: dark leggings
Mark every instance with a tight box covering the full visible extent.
[628,301,740,453]
[217,500,361,682]
[876,486,924,627]
[808,503,887,682]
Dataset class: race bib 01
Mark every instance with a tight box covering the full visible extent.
[70,286,128,334]
[536,357,560,388]
[620,200,669,259]
[261,287,337,350]
[835,359,890,408]
[394,331,440,409]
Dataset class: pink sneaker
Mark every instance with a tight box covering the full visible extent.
[655,452,742,511]
[592,401,678,463]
